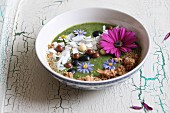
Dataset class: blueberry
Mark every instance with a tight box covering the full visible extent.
[79,55,90,61]
[92,31,102,37]
[71,60,79,66]
[67,68,76,74]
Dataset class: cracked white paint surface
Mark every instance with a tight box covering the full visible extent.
[1,0,170,113]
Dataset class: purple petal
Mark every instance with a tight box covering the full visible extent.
[110,48,117,54]
[100,40,112,47]
[123,36,137,44]
[122,31,136,43]
[163,32,170,41]
[141,102,153,111]
[102,33,114,43]
[115,49,121,57]
[119,27,126,40]
[119,47,128,52]
[130,106,143,110]
[124,43,138,48]
[108,29,117,42]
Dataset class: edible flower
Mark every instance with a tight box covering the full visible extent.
[77,62,94,73]
[103,59,117,70]
[74,29,87,36]
[100,27,138,57]
[58,33,74,42]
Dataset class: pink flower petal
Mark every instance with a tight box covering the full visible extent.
[103,45,114,50]
[124,43,138,48]
[163,32,170,41]
[141,102,153,111]
[115,49,121,57]
[108,29,117,42]
[110,48,117,54]
[106,50,110,53]
[130,106,143,110]
[119,27,126,40]
[123,31,136,43]
[100,41,114,48]
[120,47,128,52]
[102,33,114,43]
[114,28,119,40]
[123,36,137,45]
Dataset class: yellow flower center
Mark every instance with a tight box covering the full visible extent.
[109,63,113,66]
[83,64,88,69]
[61,35,67,39]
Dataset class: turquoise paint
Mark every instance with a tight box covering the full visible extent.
[131,34,167,112]
[159,97,166,113]
[14,31,26,36]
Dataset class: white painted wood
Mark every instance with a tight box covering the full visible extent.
[1,0,170,113]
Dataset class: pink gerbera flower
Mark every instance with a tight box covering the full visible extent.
[100,27,138,57]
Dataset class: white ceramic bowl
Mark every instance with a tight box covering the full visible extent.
[35,8,150,90]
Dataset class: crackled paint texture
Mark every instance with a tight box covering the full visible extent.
[1,0,170,113]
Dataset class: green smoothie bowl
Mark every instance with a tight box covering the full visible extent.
[35,8,150,90]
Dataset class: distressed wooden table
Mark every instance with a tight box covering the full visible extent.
[1,0,170,113]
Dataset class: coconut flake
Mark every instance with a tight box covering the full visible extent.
[69,41,78,48]
[86,43,93,48]
[72,48,79,54]
[48,48,57,54]
[103,25,106,31]
[72,35,84,42]
[52,42,58,48]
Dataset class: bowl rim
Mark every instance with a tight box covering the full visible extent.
[35,7,151,85]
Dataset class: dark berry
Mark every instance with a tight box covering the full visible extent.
[79,55,90,61]
[67,68,76,74]
[71,60,79,66]
[92,31,102,37]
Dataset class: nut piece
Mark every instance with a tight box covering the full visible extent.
[115,65,126,76]
[100,49,106,55]
[78,43,87,52]
[63,72,73,79]
[48,44,54,49]
[106,26,113,30]
[113,57,122,63]
[77,75,101,81]
[122,57,135,71]
[97,69,117,79]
